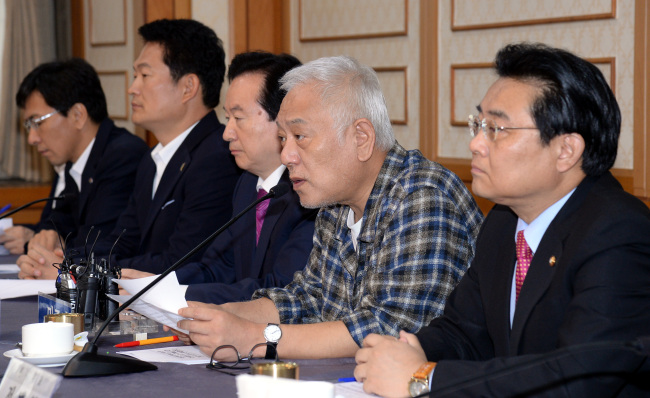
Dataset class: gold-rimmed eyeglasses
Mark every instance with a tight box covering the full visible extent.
[468,114,538,142]
[23,110,60,132]
[206,342,277,375]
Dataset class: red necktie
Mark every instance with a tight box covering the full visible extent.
[255,189,269,245]
[515,230,532,301]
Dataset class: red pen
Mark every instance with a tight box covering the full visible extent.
[115,335,179,348]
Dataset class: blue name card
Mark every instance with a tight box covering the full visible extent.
[37,293,72,322]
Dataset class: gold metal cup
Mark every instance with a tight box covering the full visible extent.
[250,362,299,379]
[44,313,84,336]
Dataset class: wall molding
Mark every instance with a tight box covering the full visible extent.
[451,0,616,31]
[375,67,408,125]
[299,0,408,42]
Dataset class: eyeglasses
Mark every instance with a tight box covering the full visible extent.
[206,342,277,375]
[23,110,60,132]
[468,114,538,142]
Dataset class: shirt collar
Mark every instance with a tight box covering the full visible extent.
[68,137,96,190]
[150,122,197,165]
[256,165,286,193]
[516,188,576,253]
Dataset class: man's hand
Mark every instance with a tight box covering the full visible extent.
[29,230,63,252]
[354,330,428,398]
[0,226,35,254]
[17,243,64,280]
[177,301,265,358]
[120,268,155,279]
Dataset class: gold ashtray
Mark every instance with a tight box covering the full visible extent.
[250,361,299,379]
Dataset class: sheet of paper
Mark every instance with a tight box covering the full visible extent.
[117,345,210,365]
[107,293,188,333]
[0,280,56,299]
[0,264,19,273]
[111,272,189,332]
[334,382,379,397]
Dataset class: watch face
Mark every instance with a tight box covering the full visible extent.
[264,324,282,342]
[408,380,429,397]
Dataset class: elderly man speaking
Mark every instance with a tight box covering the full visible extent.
[176,56,483,362]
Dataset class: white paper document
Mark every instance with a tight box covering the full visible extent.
[118,345,210,365]
[0,264,19,273]
[0,279,56,299]
[111,272,189,333]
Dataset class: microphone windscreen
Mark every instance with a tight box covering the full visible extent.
[270,182,291,198]
[59,193,79,206]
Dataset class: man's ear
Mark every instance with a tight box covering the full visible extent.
[181,73,201,103]
[556,132,585,173]
[70,103,88,130]
[354,119,376,162]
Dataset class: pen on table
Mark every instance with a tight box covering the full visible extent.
[337,377,356,383]
[0,204,10,214]
[115,335,179,348]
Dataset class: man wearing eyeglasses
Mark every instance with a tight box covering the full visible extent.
[354,43,650,397]
[17,19,241,279]
[176,56,483,363]
[1,59,148,256]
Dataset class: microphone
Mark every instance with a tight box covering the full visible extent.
[425,337,650,397]
[62,182,291,377]
[0,193,77,220]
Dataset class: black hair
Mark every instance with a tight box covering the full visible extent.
[138,19,225,109]
[495,42,620,176]
[16,58,108,123]
[227,51,301,121]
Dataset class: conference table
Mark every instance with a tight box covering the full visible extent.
[0,255,358,397]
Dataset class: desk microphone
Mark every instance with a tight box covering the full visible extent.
[62,182,291,377]
[424,337,650,397]
[0,193,77,220]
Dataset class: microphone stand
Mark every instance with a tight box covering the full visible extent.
[62,184,287,377]
[0,194,71,220]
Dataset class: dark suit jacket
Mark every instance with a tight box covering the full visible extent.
[34,119,148,249]
[418,172,650,397]
[175,170,317,304]
[99,111,241,273]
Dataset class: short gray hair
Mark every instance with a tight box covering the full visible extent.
[279,56,395,151]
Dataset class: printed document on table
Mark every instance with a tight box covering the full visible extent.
[111,272,189,333]
[0,280,56,299]
[118,345,210,365]
[0,264,19,273]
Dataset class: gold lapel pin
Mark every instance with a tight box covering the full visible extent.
[180,162,186,172]
[549,256,556,267]
[88,177,94,184]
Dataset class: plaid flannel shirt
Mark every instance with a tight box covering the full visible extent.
[253,143,484,346]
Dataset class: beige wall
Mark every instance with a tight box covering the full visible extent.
[439,0,635,169]
[288,0,421,150]
[78,0,640,172]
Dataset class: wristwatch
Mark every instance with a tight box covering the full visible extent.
[408,362,436,397]
[263,323,282,360]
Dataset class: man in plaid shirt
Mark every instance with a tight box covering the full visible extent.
[177,56,483,360]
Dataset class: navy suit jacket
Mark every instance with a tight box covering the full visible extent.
[175,170,317,304]
[417,172,650,397]
[97,111,241,273]
[34,119,148,249]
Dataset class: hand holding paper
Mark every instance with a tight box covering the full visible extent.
[111,272,189,333]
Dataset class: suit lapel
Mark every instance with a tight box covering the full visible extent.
[140,112,215,237]
[508,175,599,352]
[253,193,290,272]
[78,119,112,215]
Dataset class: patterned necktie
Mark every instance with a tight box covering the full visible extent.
[255,189,270,245]
[515,230,533,301]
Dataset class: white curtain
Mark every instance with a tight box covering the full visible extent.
[0,0,57,182]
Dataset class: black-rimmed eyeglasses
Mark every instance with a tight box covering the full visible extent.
[468,114,538,142]
[206,342,278,375]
